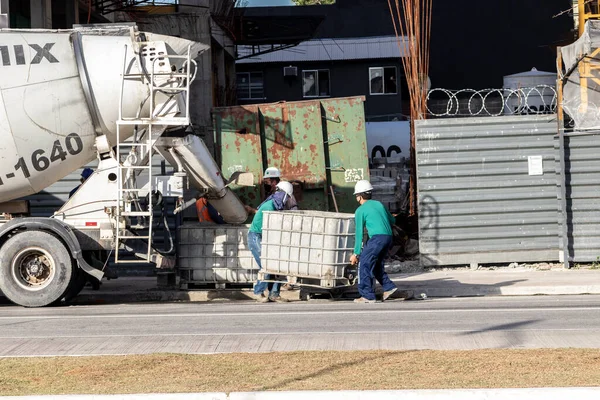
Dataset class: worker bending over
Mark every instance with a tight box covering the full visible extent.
[350,180,398,303]
[245,167,299,214]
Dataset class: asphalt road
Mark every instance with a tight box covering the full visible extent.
[1,295,600,357]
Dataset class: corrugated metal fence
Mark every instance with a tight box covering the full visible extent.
[559,131,600,263]
[415,115,560,266]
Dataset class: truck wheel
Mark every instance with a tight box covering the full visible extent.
[0,231,74,307]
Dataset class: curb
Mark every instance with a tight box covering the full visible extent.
[65,283,600,306]
[4,284,600,306]
[4,272,600,306]
[415,284,600,298]
[3,388,600,400]
[65,288,301,305]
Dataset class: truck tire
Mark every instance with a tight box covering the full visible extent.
[0,231,74,307]
[61,267,88,303]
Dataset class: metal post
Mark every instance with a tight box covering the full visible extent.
[557,47,570,269]
[579,0,586,37]
[330,186,339,213]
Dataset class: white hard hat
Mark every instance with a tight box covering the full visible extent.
[353,180,374,195]
[263,167,281,179]
[276,181,294,196]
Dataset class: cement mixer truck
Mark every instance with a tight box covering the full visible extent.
[0,24,250,307]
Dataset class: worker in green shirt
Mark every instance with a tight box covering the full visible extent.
[248,181,295,303]
[349,180,398,303]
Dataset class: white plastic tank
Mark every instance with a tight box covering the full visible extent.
[261,210,356,286]
[178,224,259,284]
[503,68,557,115]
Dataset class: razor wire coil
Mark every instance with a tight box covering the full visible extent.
[426,86,558,117]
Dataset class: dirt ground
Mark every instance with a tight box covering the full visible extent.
[1,349,600,395]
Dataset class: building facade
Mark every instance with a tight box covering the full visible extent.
[234,0,573,98]
[236,35,408,121]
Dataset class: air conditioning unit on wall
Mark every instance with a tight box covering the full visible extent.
[283,66,298,77]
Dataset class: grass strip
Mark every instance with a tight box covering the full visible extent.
[1,349,599,395]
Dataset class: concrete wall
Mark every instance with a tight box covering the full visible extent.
[30,0,52,28]
[130,6,237,154]
[133,13,215,151]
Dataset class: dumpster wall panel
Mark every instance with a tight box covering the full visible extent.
[260,101,329,211]
[213,105,263,205]
[321,97,370,212]
[213,96,369,216]
[415,115,559,266]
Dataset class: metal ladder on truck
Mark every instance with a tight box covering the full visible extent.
[114,41,196,263]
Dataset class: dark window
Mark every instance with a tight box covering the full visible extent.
[236,72,264,100]
[302,69,330,98]
[9,0,31,28]
[369,67,397,95]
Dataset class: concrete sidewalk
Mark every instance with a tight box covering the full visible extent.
[394,267,600,297]
[2,266,593,306]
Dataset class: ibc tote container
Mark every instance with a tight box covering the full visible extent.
[177,224,258,286]
[261,210,356,287]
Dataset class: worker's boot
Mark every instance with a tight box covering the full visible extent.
[253,293,270,303]
[383,287,398,301]
[268,295,289,303]
[353,297,376,304]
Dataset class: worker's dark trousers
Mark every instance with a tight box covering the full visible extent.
[358,234,397,300]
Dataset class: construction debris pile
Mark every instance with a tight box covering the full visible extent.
[370,156,410,215]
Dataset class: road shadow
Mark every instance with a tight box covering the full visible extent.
[458,320,542,349]
[387,276,530,298]
[257,351,404,391]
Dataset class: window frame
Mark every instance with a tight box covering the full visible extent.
[368,66,398,96]
[236,71,265,100]
[302,69,331,98]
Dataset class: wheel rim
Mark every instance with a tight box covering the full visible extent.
[11,247,56,291]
